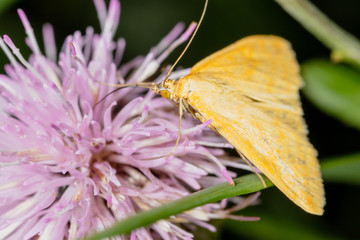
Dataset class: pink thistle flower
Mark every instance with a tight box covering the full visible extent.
[0,0,259,239]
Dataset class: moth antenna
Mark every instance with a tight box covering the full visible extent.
[237,150,267,188]
[164,0,208,80]
[93,81,158,108]
[94,0,208,107]
[166,98,184,159]
[162,0,208,158]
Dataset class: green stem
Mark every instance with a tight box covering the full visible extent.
[275,0,360,68]
[86,174,272,240]
[87,151,360,239]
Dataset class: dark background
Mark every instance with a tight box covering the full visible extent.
[1,0,360,239]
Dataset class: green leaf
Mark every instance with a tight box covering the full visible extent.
[302,59,360,130]
[321,153,360,185]
[86,174,273,240]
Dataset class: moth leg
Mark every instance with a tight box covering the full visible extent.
[166,98,184,159]
[236,149,267,188]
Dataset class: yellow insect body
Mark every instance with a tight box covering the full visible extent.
[160,35,325,215]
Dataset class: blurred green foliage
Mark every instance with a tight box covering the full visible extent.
[0,0,17,14]
[302,59,360,130]
[1,0,360,239]
[322,153,360,185]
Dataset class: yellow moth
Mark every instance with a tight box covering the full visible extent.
[154,35,325,215]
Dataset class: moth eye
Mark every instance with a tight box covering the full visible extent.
[160,90,171,99]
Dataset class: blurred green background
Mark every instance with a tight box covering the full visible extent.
[1,0,360,239]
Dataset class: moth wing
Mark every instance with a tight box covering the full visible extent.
[179,35,325,215]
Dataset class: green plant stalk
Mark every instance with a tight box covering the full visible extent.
[275,0,360,68]
[87,151,360,240]
[87,174,272,240]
